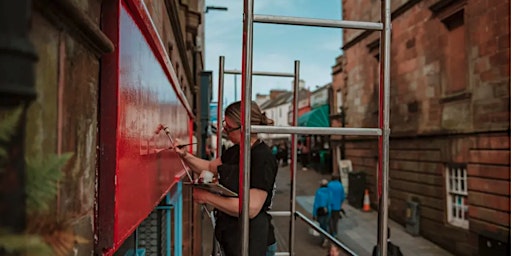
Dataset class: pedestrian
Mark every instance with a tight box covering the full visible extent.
[280,141,288,167]
[301,143,310,171]
[272,144,279,161]
[172,101,278,256]
[313,178,332,247]
[327,175,345,238]
[205,144,215,160]
[327,243,341,256]
[372,228,404,256]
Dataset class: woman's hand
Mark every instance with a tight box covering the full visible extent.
[170,139,188,158]
[193,188,211,204]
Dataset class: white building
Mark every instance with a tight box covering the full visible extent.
[259,91,293,142]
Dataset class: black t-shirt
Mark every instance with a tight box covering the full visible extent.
[215,140,278,256]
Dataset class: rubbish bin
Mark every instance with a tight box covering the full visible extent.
[405,200,420,236]
[347,172,366,209]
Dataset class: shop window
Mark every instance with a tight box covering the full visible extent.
[445,163,469,229]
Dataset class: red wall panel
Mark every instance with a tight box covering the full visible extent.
[98,1,192,254]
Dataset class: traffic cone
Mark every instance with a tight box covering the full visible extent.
[363,189,371,212]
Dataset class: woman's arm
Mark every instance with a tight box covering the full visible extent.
[194,188,268,219]
[171,142,221,174]
[182,153,221,174]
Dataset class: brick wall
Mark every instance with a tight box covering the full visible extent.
[340,0,510,255]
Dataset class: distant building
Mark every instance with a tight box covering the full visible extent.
[334,0,510,255]
[301,84,332,173]
[255,93,270,106]
[259,88,310,143]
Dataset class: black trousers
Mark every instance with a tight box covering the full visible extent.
[329,210,341,236]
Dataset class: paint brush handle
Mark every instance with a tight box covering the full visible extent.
[176,143,197,149]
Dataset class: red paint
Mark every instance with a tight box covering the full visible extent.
[124,0,194,119]
[98,0,192,254]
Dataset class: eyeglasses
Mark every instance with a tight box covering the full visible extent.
[222,120,241,133]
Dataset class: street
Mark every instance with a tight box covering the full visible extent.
[202,163,454,256]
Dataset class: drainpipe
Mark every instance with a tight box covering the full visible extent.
[339,106,346,159]
[0,0,38,239]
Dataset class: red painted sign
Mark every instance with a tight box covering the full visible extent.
[98,1,193,254]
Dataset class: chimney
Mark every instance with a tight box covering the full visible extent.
[269,89,288,100]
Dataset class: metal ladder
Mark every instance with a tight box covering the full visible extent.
[219,0,391,255]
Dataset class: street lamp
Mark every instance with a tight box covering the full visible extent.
[233,69,239,102]
[205,6,228,13]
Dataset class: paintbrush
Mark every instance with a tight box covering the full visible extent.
[174,143,197,149]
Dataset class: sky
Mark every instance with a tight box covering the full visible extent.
[204,0,343,106]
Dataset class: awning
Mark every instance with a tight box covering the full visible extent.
[298,104,330,127]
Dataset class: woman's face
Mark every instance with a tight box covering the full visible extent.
[223,116,241,144]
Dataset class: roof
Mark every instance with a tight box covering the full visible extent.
[260,91,292,109]
[260,88,310,110]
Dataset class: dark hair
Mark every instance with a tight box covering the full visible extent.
[224,101,274,126]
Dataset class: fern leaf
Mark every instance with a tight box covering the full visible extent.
[26,152,73,214]
[0,106,23,141]
[0,233,53,256]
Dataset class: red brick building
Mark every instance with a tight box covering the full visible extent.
[331,0,510,255]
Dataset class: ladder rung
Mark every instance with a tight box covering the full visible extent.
[275,253,290,256]
[224,69,295,77]
[251,125,382,136]
[295,211,358,256]
[268,211,292,217]
[254,14,383,31]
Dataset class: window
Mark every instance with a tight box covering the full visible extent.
[430,0,468,96]
[445,163,469,229]
[336,90,343,113]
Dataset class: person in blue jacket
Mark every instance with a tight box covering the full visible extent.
[313,179,332,246]
[327,175,345,238]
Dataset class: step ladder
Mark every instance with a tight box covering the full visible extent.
[218,0,391,255]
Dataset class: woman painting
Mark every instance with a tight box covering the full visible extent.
[172,101,278,256]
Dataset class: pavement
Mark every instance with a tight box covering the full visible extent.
[202,164,454,256]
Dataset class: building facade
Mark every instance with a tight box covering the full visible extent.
[333,0,510,255]
[0,0,205,255]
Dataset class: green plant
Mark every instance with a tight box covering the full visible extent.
[0,106,86,255]
[25,152,72,214]
[0,107,22,160]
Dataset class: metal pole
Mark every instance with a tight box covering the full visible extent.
[224,70,295,78]
[251,126,382,136]
[234,73,237,102]
[240,0,254,255]
[289,60,300,255]
[378,0,391,255]
[217,56,225,158]
[295,212,357,256]
[254,14,383,31]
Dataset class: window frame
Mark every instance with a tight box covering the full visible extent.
[445,163,469,229]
